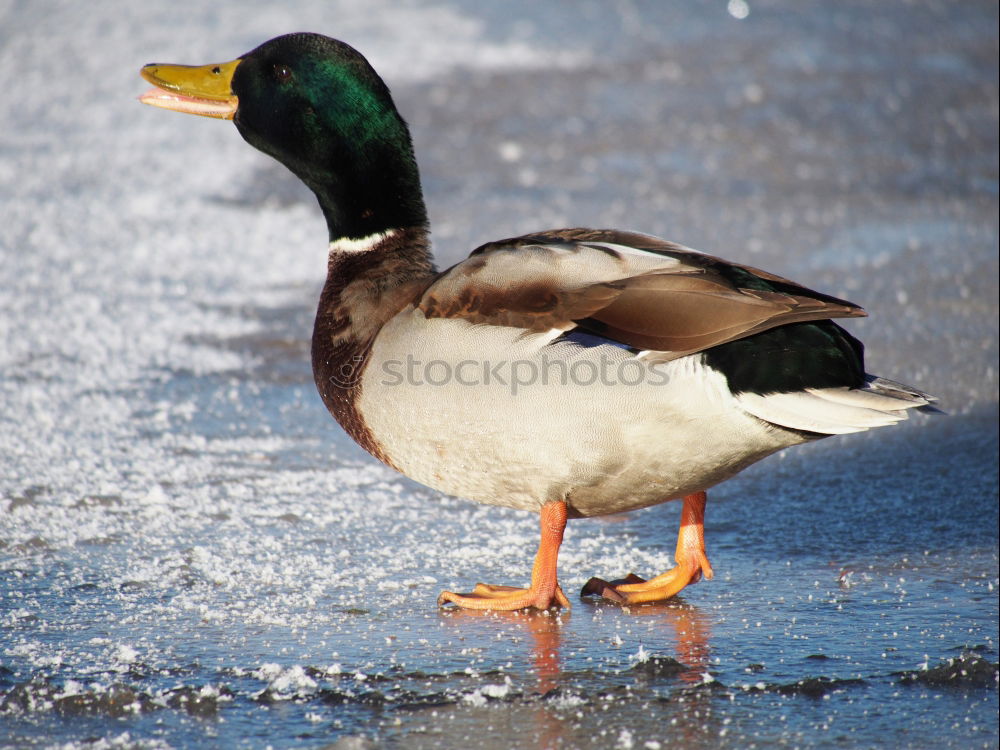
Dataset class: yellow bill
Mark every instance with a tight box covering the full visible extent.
[139,59,241,119]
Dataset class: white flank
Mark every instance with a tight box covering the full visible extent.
[329,230,398,255]
[357,316,797,516]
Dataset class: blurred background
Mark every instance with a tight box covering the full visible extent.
[1,2,997,748]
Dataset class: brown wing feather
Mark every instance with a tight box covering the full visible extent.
[584,271,863,358]
[420,278,622,333]
[418,228,865,358]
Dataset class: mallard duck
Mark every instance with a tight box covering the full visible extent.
[139,33,936,610]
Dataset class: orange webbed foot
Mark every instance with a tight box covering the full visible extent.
[582,557,712,605]
[438,501,569,612]
[581,491,713,606]
[438,582,571,611]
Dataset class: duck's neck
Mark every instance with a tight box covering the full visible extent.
[305,118,436,395]
[314,174,428,242]
[318,225,436,342]
[311,225,434,465]
[307,136,436,339]
[289,106,430,244]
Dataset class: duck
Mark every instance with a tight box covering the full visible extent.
[138,32,936,610]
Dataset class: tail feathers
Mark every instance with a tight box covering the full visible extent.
[737,374,939,435]
[861,375,942,414]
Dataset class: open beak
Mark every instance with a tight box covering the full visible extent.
[139,59,241,119]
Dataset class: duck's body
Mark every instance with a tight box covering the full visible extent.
[357,314,792,518]
[326,229,839,519]
[140,33,935,610]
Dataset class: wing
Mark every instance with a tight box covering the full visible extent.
[416,228,865,361]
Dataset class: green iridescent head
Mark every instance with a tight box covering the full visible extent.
[141,33,427,240]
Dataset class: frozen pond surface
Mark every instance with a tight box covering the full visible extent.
[2,1,997,748]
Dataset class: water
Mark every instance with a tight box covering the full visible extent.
[1,1,997,747]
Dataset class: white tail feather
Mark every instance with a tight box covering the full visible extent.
[804,386,912,412]
[738,375,936,435]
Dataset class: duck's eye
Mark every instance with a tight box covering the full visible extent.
[272,63,292,82]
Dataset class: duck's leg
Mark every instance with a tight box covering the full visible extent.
[439,500,571,610]
[583,491,713,605]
